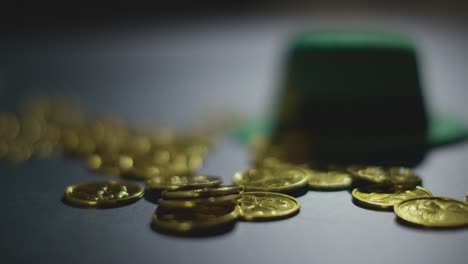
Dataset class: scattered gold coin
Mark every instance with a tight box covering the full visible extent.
[151,205,238,233]
[237,191,300,221]
[307,169,353,190]
[64,181,144,207]
[347,166,421,188]
[394,197,468,228]
[145,175,222,191]
[352,186,432,210]
[161,186,244,199]
[232,167,308,193]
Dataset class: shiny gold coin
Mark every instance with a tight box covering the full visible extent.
[161,186,244,199]
[394,197,468,228]
[64,181,144,207]
[152,205,238,233]
[146,175,222,191]
[238,191,300,221]
[232,167,308,192]
[307,169,353,190]
[158,193,242,209]
[352,186,432,210]
[347,166,421,187]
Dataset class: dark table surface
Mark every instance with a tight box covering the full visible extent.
[1,12,467,264]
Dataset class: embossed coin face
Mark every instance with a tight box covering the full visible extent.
[145,175,222,191]
[161,186,244,199]
[307,169,353,190]
[347,166,421,187]
[238,191,300,221]
[232,167,308,192]
[158,194,242,209]
[394,197,468,227]
[152,205,238,233]
[352,186,432,210]
[64,181,144,207]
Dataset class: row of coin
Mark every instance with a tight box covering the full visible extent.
[231,158,468,228]
[0,97,212,180]
[348,166,468,228]
[64,178,301,235]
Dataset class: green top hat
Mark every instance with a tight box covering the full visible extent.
[233,30,468,167]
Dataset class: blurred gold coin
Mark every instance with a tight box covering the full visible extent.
[158,194,242,209]
[394,197,468,228]
[307,169,353,190]
[0,140,9,158]
[347,166,421,188]
[352,186,432,210]
[85,154,121,176]
[86,154,103,170]
[5,142,32,163]
[126,162,176,180]
[238,191,300,221]
[232,167,308,192]
[0,113,20,141]
[64,181,144,207]
[161,186,244,199]
[152,205,238,233]
[146,175,222,191]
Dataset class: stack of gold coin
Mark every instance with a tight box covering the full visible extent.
[148,175,241,234]
[151,181,302,234]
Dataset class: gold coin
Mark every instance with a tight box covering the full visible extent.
[394,197,468,228]
[145,175,222,191]
[232,167,308,193]
[307,169,353,190]
[64,181,144,207]
[161,186,244,199]
[158,194,242,209]
[352,186,432,210]
[347,166,421,187]
[152,205,238,233]
[238,191,300,221]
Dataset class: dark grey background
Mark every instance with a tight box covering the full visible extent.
[1,4,468,264]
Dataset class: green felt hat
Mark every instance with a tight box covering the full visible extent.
[232,30,468,166]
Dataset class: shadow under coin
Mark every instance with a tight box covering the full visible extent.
[282,186,308,198]
[143,190,162,204]
[150,221,237,238]
[61,196,141,209]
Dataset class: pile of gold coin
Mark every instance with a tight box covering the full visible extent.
[3,96,467,235]
[249,141,468,228]
[147,174,300,234]
[0,96,212,180]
